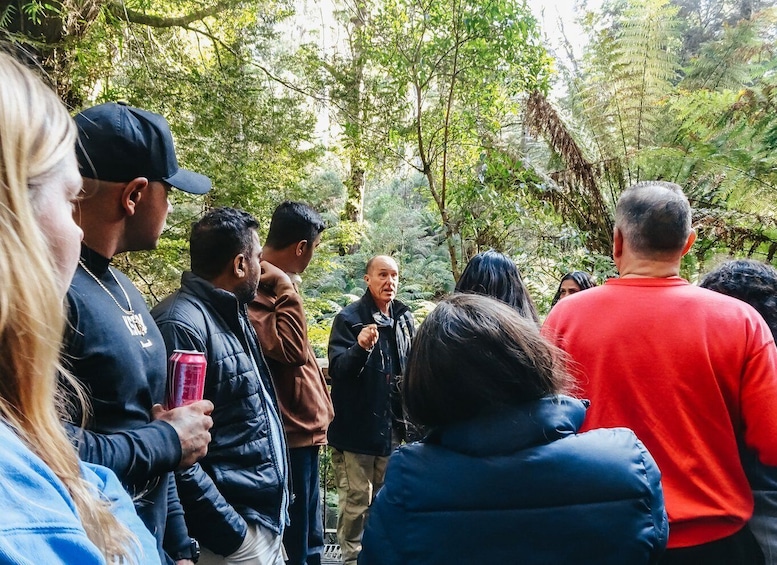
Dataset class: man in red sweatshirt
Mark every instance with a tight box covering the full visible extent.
[544,181,777,564]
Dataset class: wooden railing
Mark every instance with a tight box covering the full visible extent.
[316,358,329,381]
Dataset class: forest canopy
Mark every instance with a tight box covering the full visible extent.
[4,0,776,351]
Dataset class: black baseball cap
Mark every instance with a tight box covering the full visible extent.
[74,101,211,195]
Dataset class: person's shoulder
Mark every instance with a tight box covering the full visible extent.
[393,298,412,317]
[688,284,767,321]
[249,284,277,311]
[689,283,745,303]
[563,426,654,479]
[151,290,179,316]
[543,287,601,325]
[0,422,29,460]
[0,422,73,502]
[378,442,424,485]
[0,425,106,564]
[152,289,203,326]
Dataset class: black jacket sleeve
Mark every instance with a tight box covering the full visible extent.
[328,310,372,381]
[65,420,182,490]
[163,473,193,561]
[175,464,247,557]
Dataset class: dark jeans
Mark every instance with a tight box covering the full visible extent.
[284,446,324,565]
[659,525,764,565]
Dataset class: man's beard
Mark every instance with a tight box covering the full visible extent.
[235,278,259,304]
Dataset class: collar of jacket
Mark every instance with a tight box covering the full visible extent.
[180,271,278,397]
[426,395,587,456]
[358,288,409,319]
[180,271,246,325]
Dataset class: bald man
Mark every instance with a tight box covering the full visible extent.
[327,255,415,564]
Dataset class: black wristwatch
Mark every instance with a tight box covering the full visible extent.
[172,538,200,563]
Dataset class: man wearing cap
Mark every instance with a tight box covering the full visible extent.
[63,101,214,565]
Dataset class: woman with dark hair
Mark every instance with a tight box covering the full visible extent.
[551,271,596,307]
[358,294,667,565]
[455,249,540,324]
[700,260,777,338]
[700,259,777,564]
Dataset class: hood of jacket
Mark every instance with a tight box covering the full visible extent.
[426,395,588,456]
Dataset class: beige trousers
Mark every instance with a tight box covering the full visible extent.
[330,449,389,565]
[198,523,285,565]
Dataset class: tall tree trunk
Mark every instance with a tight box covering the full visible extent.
[343,163,365,223]
[339,0,368,228]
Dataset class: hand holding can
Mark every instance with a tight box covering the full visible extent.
[151,400,213,468]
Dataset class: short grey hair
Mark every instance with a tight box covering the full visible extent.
[615,181,692,257]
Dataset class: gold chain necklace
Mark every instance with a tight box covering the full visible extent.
[78,259,135,316]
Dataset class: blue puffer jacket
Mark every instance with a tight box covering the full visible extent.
[152,272,289,557]
[359,395,668,565]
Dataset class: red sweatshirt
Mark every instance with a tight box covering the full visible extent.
[543,277,777,548]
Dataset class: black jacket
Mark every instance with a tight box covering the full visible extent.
[327,291,415,456]
[152,272,288,557]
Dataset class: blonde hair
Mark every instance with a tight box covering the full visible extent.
[0,51,136,561]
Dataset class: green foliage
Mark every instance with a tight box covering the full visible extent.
[20,1,56,25]
[533,0,777,268]
[64,1,326,296]
[364,0,553,278]
[577,0,681,168]
[7,0,777,351]
[0,4,15,29]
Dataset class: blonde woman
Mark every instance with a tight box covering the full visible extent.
[0,51,159,563]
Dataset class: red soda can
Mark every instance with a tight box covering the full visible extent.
[166,350,207,408]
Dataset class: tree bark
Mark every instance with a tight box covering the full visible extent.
[343,164,365,224]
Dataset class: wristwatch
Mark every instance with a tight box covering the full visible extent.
[173,538,200,563]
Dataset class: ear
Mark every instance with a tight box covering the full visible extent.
[294,240,308,257]
[680,229,697,256]
[233,253,247,279]
[613,226,624,260]
[363,273,369,284]
[120,177,149,216]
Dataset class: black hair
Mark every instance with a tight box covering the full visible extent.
[264,201,325,250]
[190,207,259,280]
[699,259,777,340]
[404,294,572,428]
[615,181,693,257]
[550,271,596,307]
[454,250,539,324]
